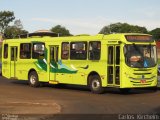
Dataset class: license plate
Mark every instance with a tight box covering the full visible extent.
[141,80,146,83]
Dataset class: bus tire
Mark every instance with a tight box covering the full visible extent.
[28,71,40,87]
[89,75,104,94]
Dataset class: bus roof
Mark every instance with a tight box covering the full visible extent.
[103,33,151,39]
[3,33,153,44]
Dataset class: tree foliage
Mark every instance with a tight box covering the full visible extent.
[4,19,28,39]
[99,22,148,34]
[0,11,28,39]
[0,11,15,33]
[149,28,160,40]
[50,25,72,36]
[14,19,23,29]
[4,26,28,39]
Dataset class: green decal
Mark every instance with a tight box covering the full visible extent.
[35,59,78,73]
[35,48,78,73]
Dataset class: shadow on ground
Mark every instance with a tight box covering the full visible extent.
[10,80,159,95]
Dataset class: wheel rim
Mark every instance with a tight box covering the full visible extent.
[91,79,100,90]
[30,75,36,85]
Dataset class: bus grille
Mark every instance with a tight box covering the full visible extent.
[129,77,155,86]
[130,80,153,86]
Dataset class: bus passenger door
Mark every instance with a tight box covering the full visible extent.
[107,45,120,86]
[49,46,59,83]
[10,46,18,78]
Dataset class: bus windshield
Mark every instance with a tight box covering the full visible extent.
[124,44,157,68]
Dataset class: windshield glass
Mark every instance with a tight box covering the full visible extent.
[124,45,157,68]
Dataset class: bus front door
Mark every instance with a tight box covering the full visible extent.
[49,46,59,83]
[10,46,18,78]
[107,45,120,86]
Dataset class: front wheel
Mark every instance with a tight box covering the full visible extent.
[28,71,40,87]
[89,75,104,94]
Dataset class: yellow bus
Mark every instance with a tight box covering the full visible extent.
[2,32,158,93]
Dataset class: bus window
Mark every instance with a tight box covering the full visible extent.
[32,43,45,59]
[116,46,120,65]
[3,44,8,59]
[61,42,69,59]
[89,41,101,60]
[11,47,18,61]
[108,46,113,64]
[20,43,31,59]
[70,42,87,60]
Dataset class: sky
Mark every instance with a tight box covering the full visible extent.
[0,0,160,35]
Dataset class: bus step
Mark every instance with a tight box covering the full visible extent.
[49,80,59,84]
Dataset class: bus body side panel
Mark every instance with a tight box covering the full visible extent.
[55,60,107,86]
[16,59,48,82]
[69,60,87,85]
[13,41,48,82]
[55,60,73,84]
[16,60,30,80]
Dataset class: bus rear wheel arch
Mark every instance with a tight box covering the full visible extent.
[28,70,40,87]
[88,74,104,94]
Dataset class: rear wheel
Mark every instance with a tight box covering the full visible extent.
[28,71,40,87]
[89,75,104,94]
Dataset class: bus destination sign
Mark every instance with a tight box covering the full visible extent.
[125,35,153,42]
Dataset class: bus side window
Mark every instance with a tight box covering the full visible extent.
[32,43,45,59]
[108,46,113,64]
[70,42,87,60]
[61,42,69,59]
[89,41,101,60]
[20,43,31,59]
[3,44,8,59]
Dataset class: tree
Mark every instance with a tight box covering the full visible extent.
[149,28,160,40]
[0,11,15,33]
[50,25,72,36]
[4,19,28,39]
[4,26,28,39]
[14,19,23,29]
[99,22,148,34]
